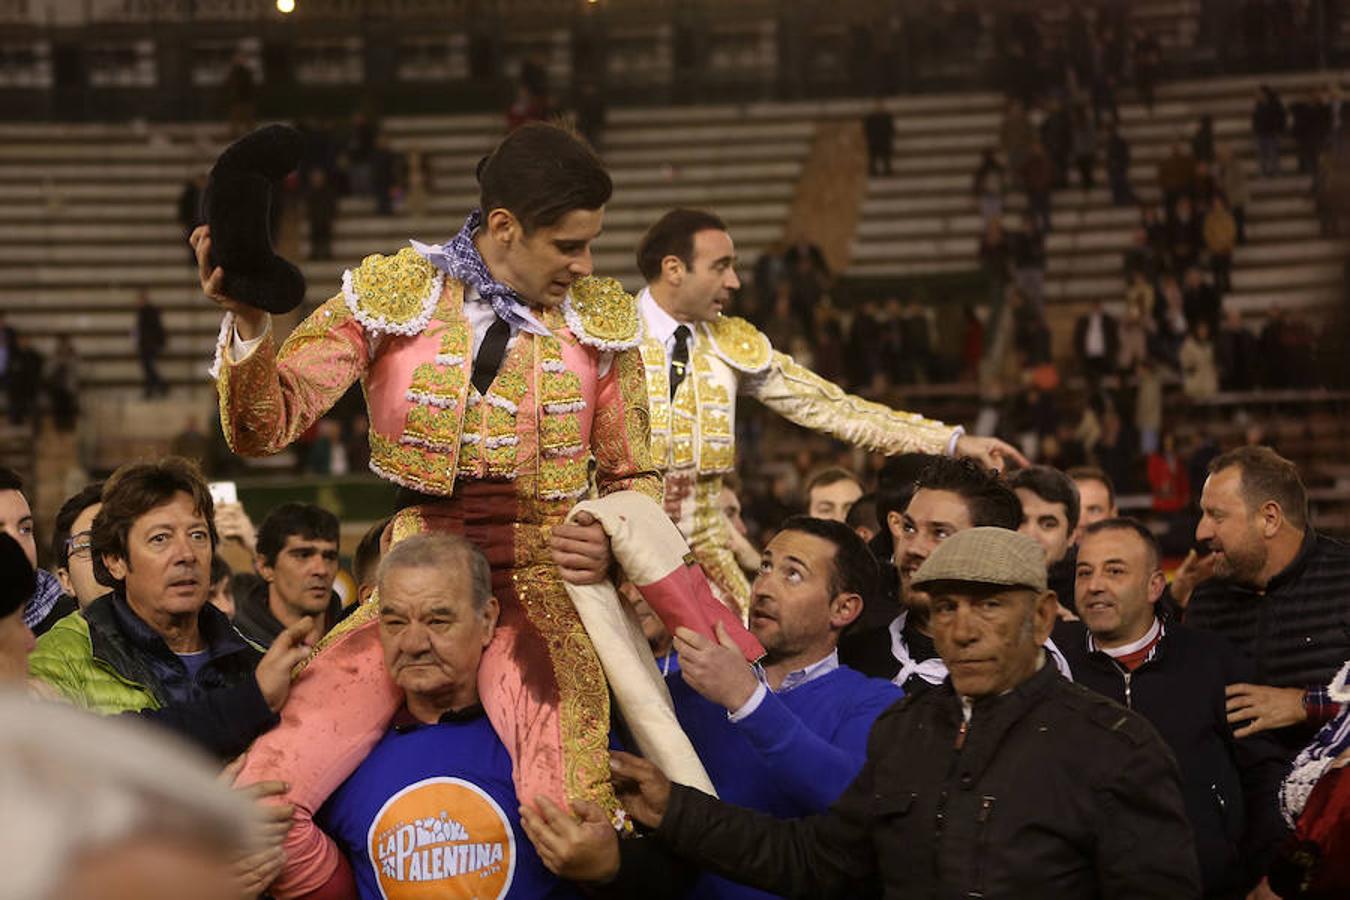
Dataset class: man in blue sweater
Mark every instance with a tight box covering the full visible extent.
[523,516,902,898]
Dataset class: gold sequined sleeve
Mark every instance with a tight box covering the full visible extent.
[591,346,662,502]
[743,351,958,456]
[216,296,369,457]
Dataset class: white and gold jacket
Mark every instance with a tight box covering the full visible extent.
[637,289,960,613]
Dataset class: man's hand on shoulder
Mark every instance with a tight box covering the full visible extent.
[673,623,758,712]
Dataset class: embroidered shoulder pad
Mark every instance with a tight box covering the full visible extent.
[341,247,443,336]
[562,276,642,351]
[704,315,772,373]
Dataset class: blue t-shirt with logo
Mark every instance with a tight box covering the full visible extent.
[317,708,583,900]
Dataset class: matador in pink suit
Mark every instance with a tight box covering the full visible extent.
[193,124,719,897]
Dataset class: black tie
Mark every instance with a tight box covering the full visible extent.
[471,317,511,395]
[669,325,691,398]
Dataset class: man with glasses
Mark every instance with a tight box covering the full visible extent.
[50,481,108,610]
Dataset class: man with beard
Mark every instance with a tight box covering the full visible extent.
[520,517,901,900]
[1186,446,1350,755]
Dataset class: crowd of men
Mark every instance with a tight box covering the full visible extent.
[4,439,1350,897]
[3,117,1350,900]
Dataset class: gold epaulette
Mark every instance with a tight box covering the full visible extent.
[562,276,643,351]
[704,315,773,373]
[342,246,443,336]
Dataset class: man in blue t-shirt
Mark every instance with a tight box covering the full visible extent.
[307,532,581,899]
[523,516,902,898]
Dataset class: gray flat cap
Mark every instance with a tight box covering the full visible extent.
[911,527,1048,593]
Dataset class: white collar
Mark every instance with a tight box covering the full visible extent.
[1089,617,1162,658]
[638,287,689,346]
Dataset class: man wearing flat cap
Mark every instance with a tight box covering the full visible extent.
[611,527,1204,897]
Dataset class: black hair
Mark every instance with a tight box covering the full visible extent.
[776,515,880,613]
[51,481,105,568]
[478,123,612,234]
[0,466,22,493]
[1066,465,1116,511]
[846,494,879,533]
[353,515,392,588]
[255,502,340,567]
[872,453,941,558]
[1081,517,1162,571]
[912,457,1022,530]
[1006,465,1081,534]
[0,532,35,619]
[635,208,730,283]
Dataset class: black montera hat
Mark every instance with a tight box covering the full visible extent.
[0,533,35,620]
[203,124,307,314]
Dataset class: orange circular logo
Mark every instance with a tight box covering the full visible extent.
[366,777,516,899]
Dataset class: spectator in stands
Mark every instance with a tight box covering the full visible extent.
[1192,114,1217,164]
[613,526,1202,898]
[207,555,234,621]
[1070,104,1098,193]
[1105,122,1135,205]
[840,456,1023,693]
[804,467,864,523]
[1064,518,1289,897]
[863,99,895,176]
[972,148,1006,224]
[0,466,70,636]
[223,49,256,138]
[305,169,338,261]
[1184,447,1350,755]
[233,502,342,649]
[1157,143,1197,215]
[1291,89,1332,177]
[574,80,607,150]
[134,289,167,399]
[999,99,1035,186]
[1011,211,1047,313]
[0,692,260,900]
[1204,196,1238,293]
[1155,272,1190,365]
[1093,408,1138,496]
[177,172,206,267]
[290,534,610,899]
[1315,146,1343,237]
[50,480,107,611]
[1131,26,1162,113]
[1180,322,1220,401]
[978,215,1012,305]
[1253,85,1288,177]
[46,333,79,432]
[1067,466,1119,538]
[1007,465,1081,615]
[1148,432,1191,515]
[1041,98,1073,189]
[900,300,935,383]
[1074,299,1119,390]
[1183,266,1223,335]
[6,332,42,426]
[554,518,904,899]
[27,457,310,760]
[1216,145,1250,244]
[1170,196,1203,274]
[1134,358,1163,455]
[351,516,391,610]
[0,534,36,681]
[1021,140,1055,232]
[1217,308,1259,391]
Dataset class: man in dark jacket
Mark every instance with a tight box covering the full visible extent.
[1182,447,1350,756]
[613,527,1202,898]
[135,288,167,398]
[27,457,310,760]
[1063,518,1289,898]
[233,501,342,649]
[863,100,894,176]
